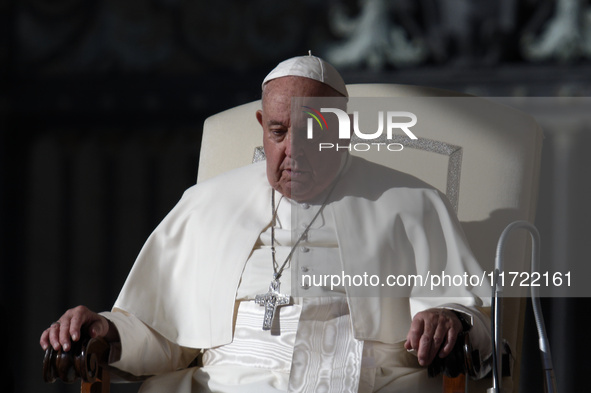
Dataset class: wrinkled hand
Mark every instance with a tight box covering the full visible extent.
[40,305,118,352]
[404,308,463,366]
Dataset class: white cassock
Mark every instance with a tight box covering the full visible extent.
[102,155,492,392]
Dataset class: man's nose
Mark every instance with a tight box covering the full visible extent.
[285,131,293,158]
[286,133,307,162]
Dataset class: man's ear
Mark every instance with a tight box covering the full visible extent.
[256,110,263,127]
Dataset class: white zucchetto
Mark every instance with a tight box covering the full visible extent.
[262,54,348,97]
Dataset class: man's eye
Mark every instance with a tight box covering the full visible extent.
[270,129,287,138]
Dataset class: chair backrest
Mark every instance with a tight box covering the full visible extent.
[198,84,543,392]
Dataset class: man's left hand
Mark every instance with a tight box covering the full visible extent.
[404,308,463,366]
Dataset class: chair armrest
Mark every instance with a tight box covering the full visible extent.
[428,331,481,379]
[43,334,151,391]
[43,335,110,385]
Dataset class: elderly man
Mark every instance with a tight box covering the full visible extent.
[40,55,491,392]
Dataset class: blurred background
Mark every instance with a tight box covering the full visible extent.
[1,0,590,392]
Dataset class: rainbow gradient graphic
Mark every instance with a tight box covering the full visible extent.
[302,106,328,130]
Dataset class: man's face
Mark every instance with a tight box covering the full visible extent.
[256,76,344,201]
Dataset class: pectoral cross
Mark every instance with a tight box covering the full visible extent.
[255,279,290,330]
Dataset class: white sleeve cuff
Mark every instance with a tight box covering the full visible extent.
[99,309,200,377]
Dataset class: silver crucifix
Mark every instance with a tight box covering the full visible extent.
[255,279,290,330]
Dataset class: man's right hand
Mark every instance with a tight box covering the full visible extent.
[40,305,119,352]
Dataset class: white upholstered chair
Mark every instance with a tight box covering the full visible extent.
[198,84,543,392]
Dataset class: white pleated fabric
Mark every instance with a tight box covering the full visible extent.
[201,301,300,371]
[288,296,363,393]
